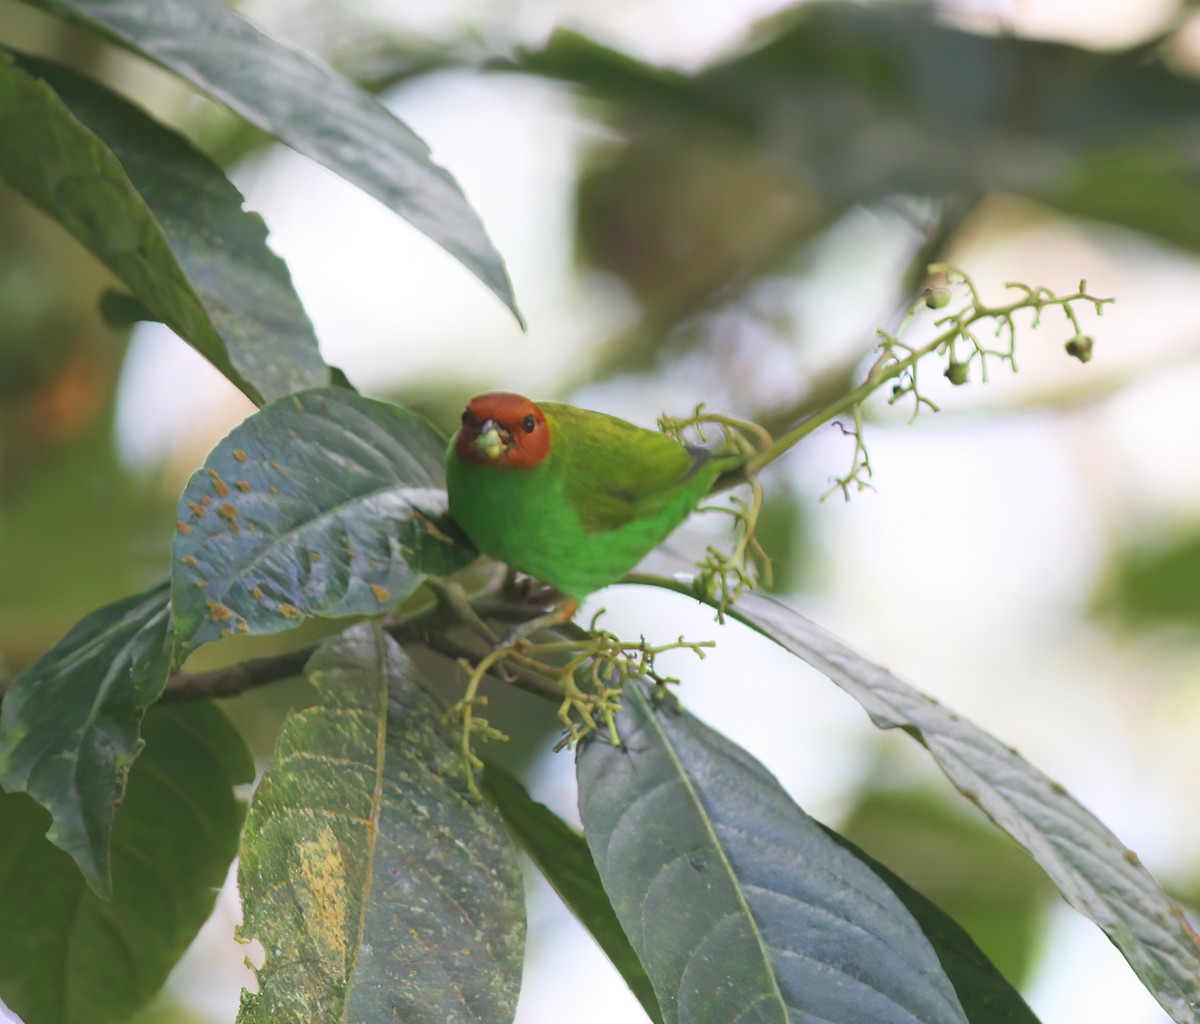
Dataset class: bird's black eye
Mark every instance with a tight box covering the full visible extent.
[521,414,536,433]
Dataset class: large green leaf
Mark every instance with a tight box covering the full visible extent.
[0,51,328,404]
[0,581,172,897]
[171,388,475,652]
[0,702,252,1024]
[483,765,664,1024]
[490,760,1037,1024]
[577,681,970,1024]
[710,588,1200,1024]
[20,0,521,323]
[238,623,525,1022]
[818,827,1042,1024]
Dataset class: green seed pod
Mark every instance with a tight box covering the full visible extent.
[944,361,969,386]
[1065,335,1094,363]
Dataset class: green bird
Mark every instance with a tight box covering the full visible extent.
[445,392,741,610]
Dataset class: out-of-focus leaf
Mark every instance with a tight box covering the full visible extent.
[20,0,522,323]
[576,132,820,311]
[1094,530,1200,632]
[238,623,524,1023]
[755,486,809,594]
[0,50,329,404]
[0,581,172,897]
[483,765,664,1024]
[840,787,1053,990]
[577,680,970,1024]
[0,426,174,652]
[522,7,1200,308]
[0,702,252,1024]
[171,388,475,653]
[685,585,1200,1024]
[1047,147,1200,257]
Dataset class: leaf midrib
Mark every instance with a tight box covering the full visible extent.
[626,688,788,1024]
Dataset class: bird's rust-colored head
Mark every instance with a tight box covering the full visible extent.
[455,392,550,469]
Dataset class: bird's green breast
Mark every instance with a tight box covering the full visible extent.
[445,410,719,599]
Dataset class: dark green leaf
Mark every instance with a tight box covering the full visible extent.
[840,787,1053,988]
[820,826,1042,1024]
[0,50,329,404]
[721,589,1200,1024]
[483,765,664,1024]
[0,581,172,897]
[171,388,475,652]
[238,623,524,1022]
[0,702,252,1024]
[97,288,157,328]
[577,681,969,1024]
[21,0,522,323]
[1094,529,1200,632]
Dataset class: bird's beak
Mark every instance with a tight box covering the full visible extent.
[472,419,513,460]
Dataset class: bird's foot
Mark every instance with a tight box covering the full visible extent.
[501,570,563,609]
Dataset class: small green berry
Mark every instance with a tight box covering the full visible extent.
[1065,335,1094,363]
[944,361,969,386]
[924,286,952,310]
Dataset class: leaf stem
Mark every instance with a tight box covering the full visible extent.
[741,270,1111,479]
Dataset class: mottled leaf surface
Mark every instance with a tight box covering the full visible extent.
[484,766,663,1024]
[724,589,1200,1024]
[172,389,474,652]
[577,681,969,1024]
[238,624,525,1024]
[0,581,172,897]
[20,0,520,321]
[0,703,251,1024]
[0,50,328,404]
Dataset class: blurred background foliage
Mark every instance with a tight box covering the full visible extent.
[2,0,1199,1021]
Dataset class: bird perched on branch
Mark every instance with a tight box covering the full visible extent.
[445,392,743,611]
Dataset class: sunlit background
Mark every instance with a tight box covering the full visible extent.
[2,0,1199,1021]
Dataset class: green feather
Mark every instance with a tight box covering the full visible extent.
[543,403,710,534]
[445,402,741,600]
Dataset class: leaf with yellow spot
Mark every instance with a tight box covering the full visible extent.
[208,470,231,498]
[237,624,525,1023]
[172,389,475,652]
[296,826,349,956]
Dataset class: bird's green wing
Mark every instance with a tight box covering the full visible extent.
[544,403,716,535]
